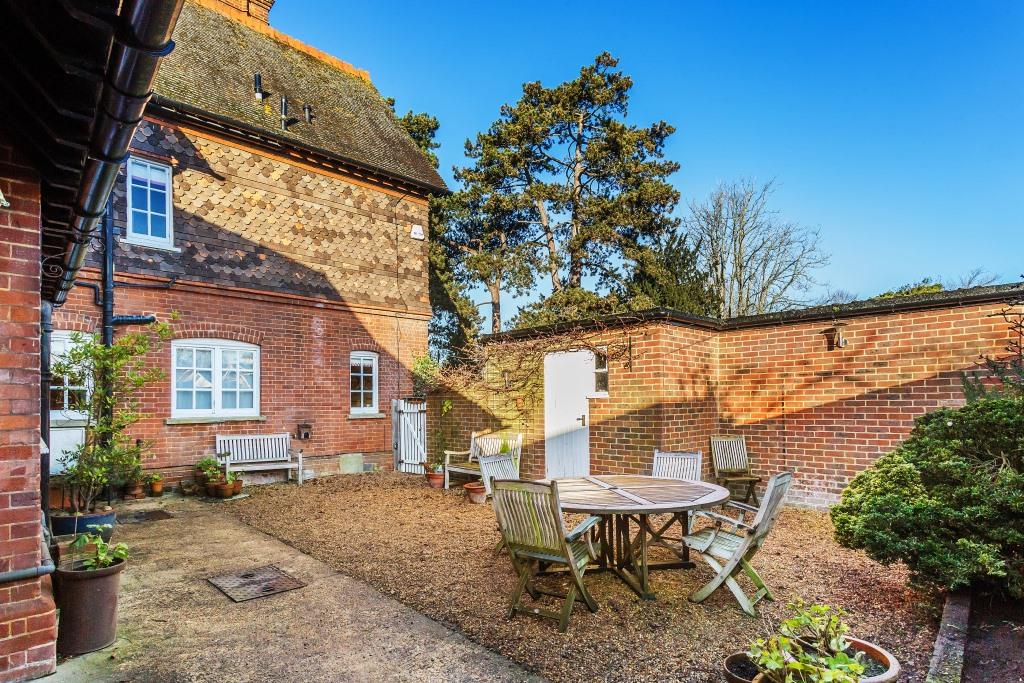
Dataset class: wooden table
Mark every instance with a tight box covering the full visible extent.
[554,475,730,600]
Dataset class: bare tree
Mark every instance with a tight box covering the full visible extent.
[687,179,829,318]
[949,267,999,289]
[817,288,859,306]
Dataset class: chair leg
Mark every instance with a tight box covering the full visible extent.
[443,466,449,490]
[746,480,759,505]
[558,584,578,632]
[741,558,774,602]
[690,554,760,617]
[508,565,530,619]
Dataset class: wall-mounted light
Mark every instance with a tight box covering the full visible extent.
[502,370,512,390]
[280,96,289,130]
[823,323,848,351]
[303,103,314,124]
[0,188,9,208]
[254,73,265,101]
[296,422,312,440]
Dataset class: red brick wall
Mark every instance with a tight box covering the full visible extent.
[716,302,1012,506]
[0,136,57,682]
[55,274,427,482]
[434,301,1014,508]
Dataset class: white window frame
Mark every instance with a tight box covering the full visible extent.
[171,339,260,419]
[124,157,174,250]
[50,331,91,422]
[349,351,379,415]
[590,348,609,398]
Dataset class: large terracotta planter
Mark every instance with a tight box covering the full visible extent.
[849,637,900,683]
[425,471,444,488]
[723,651,758,683]
[54,559,126,655]
[464,481,487,504]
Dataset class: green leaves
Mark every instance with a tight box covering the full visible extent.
[832,396,1024,597]
[71,526,128,571]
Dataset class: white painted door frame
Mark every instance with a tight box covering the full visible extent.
[543,350,594,479]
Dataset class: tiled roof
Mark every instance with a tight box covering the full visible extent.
[152,1,446,193]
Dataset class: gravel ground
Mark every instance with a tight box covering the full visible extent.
[231,472,939,683]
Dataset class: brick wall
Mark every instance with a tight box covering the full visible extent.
[56,276,427,481]
[716,302,1011,506]
[433,301,1014,508]
[0,136,57,682]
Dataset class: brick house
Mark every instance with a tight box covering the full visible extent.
[434,285,1021,507]
[51,0,446,484]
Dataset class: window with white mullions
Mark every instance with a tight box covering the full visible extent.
[594,350,609,393]
[125,157,173,249]
[50,331,90,419]
[350,351,378,414]
[172,340,259,418]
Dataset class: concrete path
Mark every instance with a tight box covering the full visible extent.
[53,496,543,683]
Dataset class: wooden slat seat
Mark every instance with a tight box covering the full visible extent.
[216,433,303,485]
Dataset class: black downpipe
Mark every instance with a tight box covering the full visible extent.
[40,301,53,526]
[102,202,115,347]
[50,0,184,306]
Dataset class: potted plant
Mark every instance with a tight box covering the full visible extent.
[734,601,900,683]
[145,473,163,497]
[202,460,223,497]
[424,460,445,488]
[53,525,129,656]
[463,480,487,504]
[122,461,144,499]
[231,472,243,495]
[217,471,236,498]
[48,324,170,537]
[195,456,219,485]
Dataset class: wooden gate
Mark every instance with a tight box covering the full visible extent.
[392,398,427,474]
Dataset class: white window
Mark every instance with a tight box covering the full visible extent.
[349,351,378,414]
[50,331,90,421]
[125,157,173,249]
[172,339,259,418]
[594,350,609,394]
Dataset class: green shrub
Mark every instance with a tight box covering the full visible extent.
[831,396,1024,597]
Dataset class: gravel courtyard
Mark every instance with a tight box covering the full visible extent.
[231,472,940,682]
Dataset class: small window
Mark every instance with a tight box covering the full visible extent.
[350,351,379,414]
[50,331,90,420]
[172,339,259,418]
[594,351,609,393]
[125,157,173,249]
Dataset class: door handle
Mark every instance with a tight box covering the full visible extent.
[575,414,586,426]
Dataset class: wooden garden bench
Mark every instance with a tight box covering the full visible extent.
[443,431,522,490]
[216,433,304,484]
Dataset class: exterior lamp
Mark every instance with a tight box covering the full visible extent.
[823,323,848,351]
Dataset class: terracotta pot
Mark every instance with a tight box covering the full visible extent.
[216,482,234,498]
[464,481,487,504]
[723,651,759,683]
[149,481,163,497]
[123,482,143,499]
[425,471,444,488]
[54,559,126,655]
[195,468,207,485]
[848,637,900,683]
[233,478,243,495]
[205,482,219,497]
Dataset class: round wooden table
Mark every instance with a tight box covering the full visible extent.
[554,475,730,600]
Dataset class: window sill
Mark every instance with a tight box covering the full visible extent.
[348,412,386,420]
[52,418,88,428]
[124,238,180,253]
[587,392,609,400]
[165,415,267,425]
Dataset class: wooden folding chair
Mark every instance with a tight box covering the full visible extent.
[683,471,793,616]
[491,479,601,632]
[650,449,703,539]
[710,435,762,504]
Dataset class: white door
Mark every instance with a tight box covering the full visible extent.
[544,350,594,479]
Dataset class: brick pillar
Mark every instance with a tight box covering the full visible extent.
[0,135,57,681]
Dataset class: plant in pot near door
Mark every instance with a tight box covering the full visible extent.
[217,471,236,498]
[54,525,129,656]
[145,473,163,497]
[49,323,171,539]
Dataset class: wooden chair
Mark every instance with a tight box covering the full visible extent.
[478,453,519,497]
[710,435,762,504]
[650,449,703,538]
[491,479,601,632]
[652,449,703,481]
[444,432,523,490]
[683,471,793,617]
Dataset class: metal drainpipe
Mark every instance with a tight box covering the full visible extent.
[40,301,53,527]
[50,0,184,306]
[0,513,56,586]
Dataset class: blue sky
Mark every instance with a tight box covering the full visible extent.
[273,1,1023,316]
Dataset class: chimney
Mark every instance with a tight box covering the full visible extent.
[208,0,275,24]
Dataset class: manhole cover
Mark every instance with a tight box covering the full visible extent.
[117,509,174,524]
[207,565,305,602]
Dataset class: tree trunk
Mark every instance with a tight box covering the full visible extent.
[487,282,502,334]
[534,198,562,291]
[567,111,586,288]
